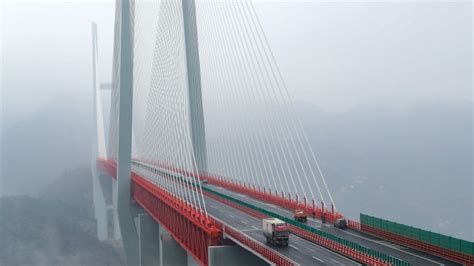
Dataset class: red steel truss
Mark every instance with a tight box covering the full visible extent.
[97,158,220,265]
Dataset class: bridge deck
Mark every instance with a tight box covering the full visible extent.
[133,163,360,265]
[205,192,360,265]
[131,161,460,265]
[206,184,459,266]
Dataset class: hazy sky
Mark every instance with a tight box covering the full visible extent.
[1,0,472,118]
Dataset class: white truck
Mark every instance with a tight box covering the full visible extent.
[262,218,290,247]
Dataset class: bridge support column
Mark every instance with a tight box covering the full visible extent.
[94,182,109,241]
[92,169,108,241]
[135,213,160,266]
[112,181,122,240]
[159,227,186,266]
[208,245,270,266]
[115,0,140,263]
[91,22,112,242]
[93,179,108,241]
[158,226,199,266]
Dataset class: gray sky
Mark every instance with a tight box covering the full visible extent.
[1,0,472,118]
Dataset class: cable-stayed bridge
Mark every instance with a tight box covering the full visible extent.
[91,0,474,265]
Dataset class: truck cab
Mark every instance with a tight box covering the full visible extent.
[334,218,348,229]
[293,209,308,222]
[262,218,290,247]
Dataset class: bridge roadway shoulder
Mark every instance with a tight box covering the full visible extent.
[206,184,459,266]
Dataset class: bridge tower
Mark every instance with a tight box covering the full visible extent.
[113,0,209,265]
[114,0,140,264]
[98,1,274,265]
[182,0,208,174]
[91,22,110,242]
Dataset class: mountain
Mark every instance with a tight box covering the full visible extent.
[2,97,471,241]
[0,167,125,266]
[1,100,93,196]
[296,100,472,240]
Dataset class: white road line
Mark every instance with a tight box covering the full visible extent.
[251,226,258,230]
[241,220,248,225]
[342,230,444,266]
[264,203,276,208]
[295,237,361,265]
[219,209,224,213]
[229,214,235,218]
[289,245,299,250]
[240,229,260,232]
[312,256,324,263]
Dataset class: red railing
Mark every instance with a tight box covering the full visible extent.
[360,225,474,266]
[97,158,117,178]
[212,219,297,266]
[288,225,389,266]
[201,174,343,223]
[132,159,343,223]
[347,219,361,231]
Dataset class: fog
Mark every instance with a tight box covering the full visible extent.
[0,0,472,263]
[2,1,472,118]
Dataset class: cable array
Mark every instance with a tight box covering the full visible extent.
[108,0,122,161]
[132,0,208,216]
[196,0,336,210]
[109,0,337,216]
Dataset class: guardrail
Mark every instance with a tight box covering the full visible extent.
[201,173,343,224]
[212,218,298,266]
[358,214,474,265]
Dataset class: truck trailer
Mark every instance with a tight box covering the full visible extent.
[262,218,290,247]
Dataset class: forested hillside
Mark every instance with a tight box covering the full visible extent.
[0,168,125,266]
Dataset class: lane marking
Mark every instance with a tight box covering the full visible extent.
[241,220,248,225]
[240,228,260,232]
[229,214,235,218]
[251,226,258,230]
[264,203,276,208]
[218,209,224,213]
[312,256,324,263]
[294,237,361,265]
[289,245,299,250]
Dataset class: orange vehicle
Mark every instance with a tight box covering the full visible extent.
[293,209,308,222]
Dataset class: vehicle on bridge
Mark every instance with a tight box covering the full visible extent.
[293,209,308,222]
[262,218,290,247]
[334,218,348,229]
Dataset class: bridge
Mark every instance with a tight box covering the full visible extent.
[91,0,474,265]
